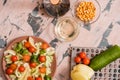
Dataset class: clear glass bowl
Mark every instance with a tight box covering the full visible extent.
[74,0,101,24]
[54,17,80,42]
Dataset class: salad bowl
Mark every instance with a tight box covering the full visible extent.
[2,36,56,80]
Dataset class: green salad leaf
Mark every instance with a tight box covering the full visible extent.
[44,75,52,80]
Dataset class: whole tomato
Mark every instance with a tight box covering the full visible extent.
[74,56,81,64]
[29,62,37,68]
[27,76,34,80]
[24,41,31,48]
[28,47,36,53]
[39,66,46,73]
[18,65,25,72]
[79,52,86,59]
[83,57,90,65]
[39,56,46,63]
[41,43,49,49]
[23,54,30,62]
[11,55,18,62]
[35,77,42,80]
[9,63,17,71]
[6,68,13,75]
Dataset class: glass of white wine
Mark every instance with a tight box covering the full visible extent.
[54,17,80,42]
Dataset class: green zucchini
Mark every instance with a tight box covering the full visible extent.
[89,45,120,71]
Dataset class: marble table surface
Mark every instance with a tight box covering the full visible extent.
[0,0,120,80]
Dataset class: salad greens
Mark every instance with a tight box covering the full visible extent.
[44,75,51,80]
[40,49,46,54]
[30,54,39,63]
[14,42,23,53]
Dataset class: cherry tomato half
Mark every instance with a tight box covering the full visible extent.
[9,63,17,71]
[27,76,34,80]
[28,47,36,53]
[35,77,42,80]
[41,43,49,49]
[39,56,46,63]
[83,57,90,65]
[39,66,46,73]
[24,41,31,48]
[23,55,30,62]
[74,56,81,64]
[29,62,37,68]
[11,55,18,62]
[6,68,13,75]
[79,52,86,59]
[18,65,25,72]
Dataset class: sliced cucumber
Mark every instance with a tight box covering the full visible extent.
[6,59,12,64]
[89,45,120,71]
[46,67,51,75]
[46,47,55,56]
[10,75,17,80]
[4,50,16,55]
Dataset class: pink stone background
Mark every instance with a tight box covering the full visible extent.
[0,0,120,80]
